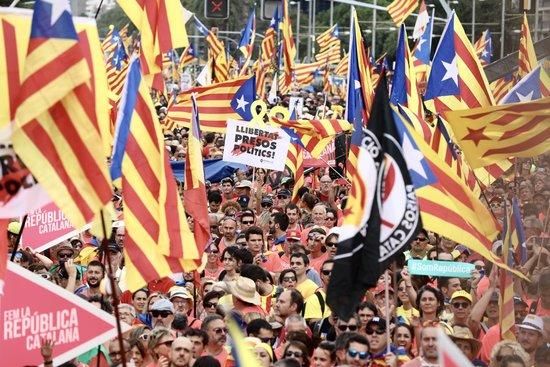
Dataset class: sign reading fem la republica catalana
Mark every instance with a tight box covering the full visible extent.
[223,120,291,172]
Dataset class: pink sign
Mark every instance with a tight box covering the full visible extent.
[303,142,336,168]
[21,202,89,252]
[0,263,125,366]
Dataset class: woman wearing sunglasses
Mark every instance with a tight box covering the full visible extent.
[279,269,298,290]
[283,340,310,367]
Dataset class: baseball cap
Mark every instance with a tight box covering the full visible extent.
[237,195,250,208]
[450,290,473,303]
[150,299,174,313]
[7,221,21,235]
[513,296,528,307]
[278,189,292,198]
[366,316,387,330]
[286,229,301,241]
[235,180,253,189]
[518,314,544,334]
[261,196,273,206]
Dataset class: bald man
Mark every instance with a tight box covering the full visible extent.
[170,337,194,367]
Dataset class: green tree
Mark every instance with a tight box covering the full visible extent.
[96,4,132,38]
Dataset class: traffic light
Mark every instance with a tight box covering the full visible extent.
[261,0,279,20]
[205,0,230,19]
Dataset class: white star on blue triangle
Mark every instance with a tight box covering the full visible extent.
[501,66,542,104]
[230,76,256,120]
[31,0,78,40]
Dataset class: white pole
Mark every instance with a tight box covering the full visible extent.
[500,0,505,58]
[372,0,377,58]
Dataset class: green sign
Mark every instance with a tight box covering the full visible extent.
[407,259,475,278]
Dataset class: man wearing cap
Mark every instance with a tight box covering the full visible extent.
[170,286,199,327]
[150,299,175,329]
[365,317,398,367]
[276,189,292,208]
[235,179,253,199]
[270,212,289,252]
[230,277,267,316]
[450,325,484,367]
[449,290,476,331]
[517,314,545,366]
[7,221,21,252]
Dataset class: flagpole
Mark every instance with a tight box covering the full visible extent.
[100,211,127,367]
[9,214,28,262]
[384,269,391,354]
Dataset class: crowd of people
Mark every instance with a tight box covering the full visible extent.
[7,88,550,367]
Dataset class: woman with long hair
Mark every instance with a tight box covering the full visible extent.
[392,323,415,359]
[283,340,310,367]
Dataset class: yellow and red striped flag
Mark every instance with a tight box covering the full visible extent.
[272,117,352,158]
[424,12,494,114]
[334,53,348,76]
[111,57,198,291]
[443,97,550,169]
[281,0,296,90]
[393,108,527,279]
[167,76,256,132]
[13,0,113,229]
[518,13,537,79]
[286,142,305,203]
[500,197,524,341]
[294,61,323,86]
[184,95,210,256]
[387,0,418,26]
[179,44,196,70]
[491,73,516,103]
[117,0,189,86]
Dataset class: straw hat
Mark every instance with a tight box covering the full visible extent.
[450,325,482,357]
[230,277,261,305]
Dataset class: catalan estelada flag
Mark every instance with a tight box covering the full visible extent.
[491,73,516,103]
[412,11,433,92]
[518,13,537,79]
[393,108,527,279]
[281,0,296,90]
[179,44,196,70]
[424,12,494,114]
[13,0,113,229]
[284,127,305,203]
[443,97,550,169]
[272,117,352,158]
[500,197,524,341]
[184,95,210,257]
[118,0,188,88]
[167,76,256,132]
[111,57,198,291]
[474,29,492,66]
[387,0,418,26]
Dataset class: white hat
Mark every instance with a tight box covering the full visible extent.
[230,277,261,305]
[518,314,544,334]
[235,180,253,189]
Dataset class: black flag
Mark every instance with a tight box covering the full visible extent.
[327,77,421,320]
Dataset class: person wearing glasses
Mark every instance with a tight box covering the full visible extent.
[448,290,475,330]
[201,314,229,367]
[239,210,256,233]
[149,299,175,329]
[334,316,360,337]
[324,233,339,260]
[364,317,399,367]
[343,333,371,367]
[306,228,328,274]
[283,340,310,367]
[403,229,432,261]
[148,327,175,367]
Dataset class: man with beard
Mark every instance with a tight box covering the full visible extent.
[75,260,105,299]
[201,315,229,367]
[402,324,439,367]
[150,299,175,329]
[169,337,194,367]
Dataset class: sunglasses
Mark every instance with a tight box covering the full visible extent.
[151,310,173,318]
[241,221,254,225]
[348,349,369,360]
[39,273,51,280]
[261,203,272,208]
[321,269,332,276]
[415,237,428,242]
[365,328,385,335]
[325,242,338,248]
[282,276,296,282]
[139,334,150,340]
[260,337,276,345]
[157,340,174,348]
[337,324,358,332]
[474,265,485,270]
[204,302,217,308]
[285,351,303,358]
[277,195,289,199]
[213,327,228,334]
[325,216,335,221]
[452,301,470,309]
[58,252,73,259]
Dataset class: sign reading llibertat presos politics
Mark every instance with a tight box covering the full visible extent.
[0,263,127,366]
[408,259,475,278]
[223,119,291,172]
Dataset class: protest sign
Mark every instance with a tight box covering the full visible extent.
[408,259,475,278]
[21,202,90,252]
[303,142,336,167]
[0,263,125,366]
[223,119,291,171]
